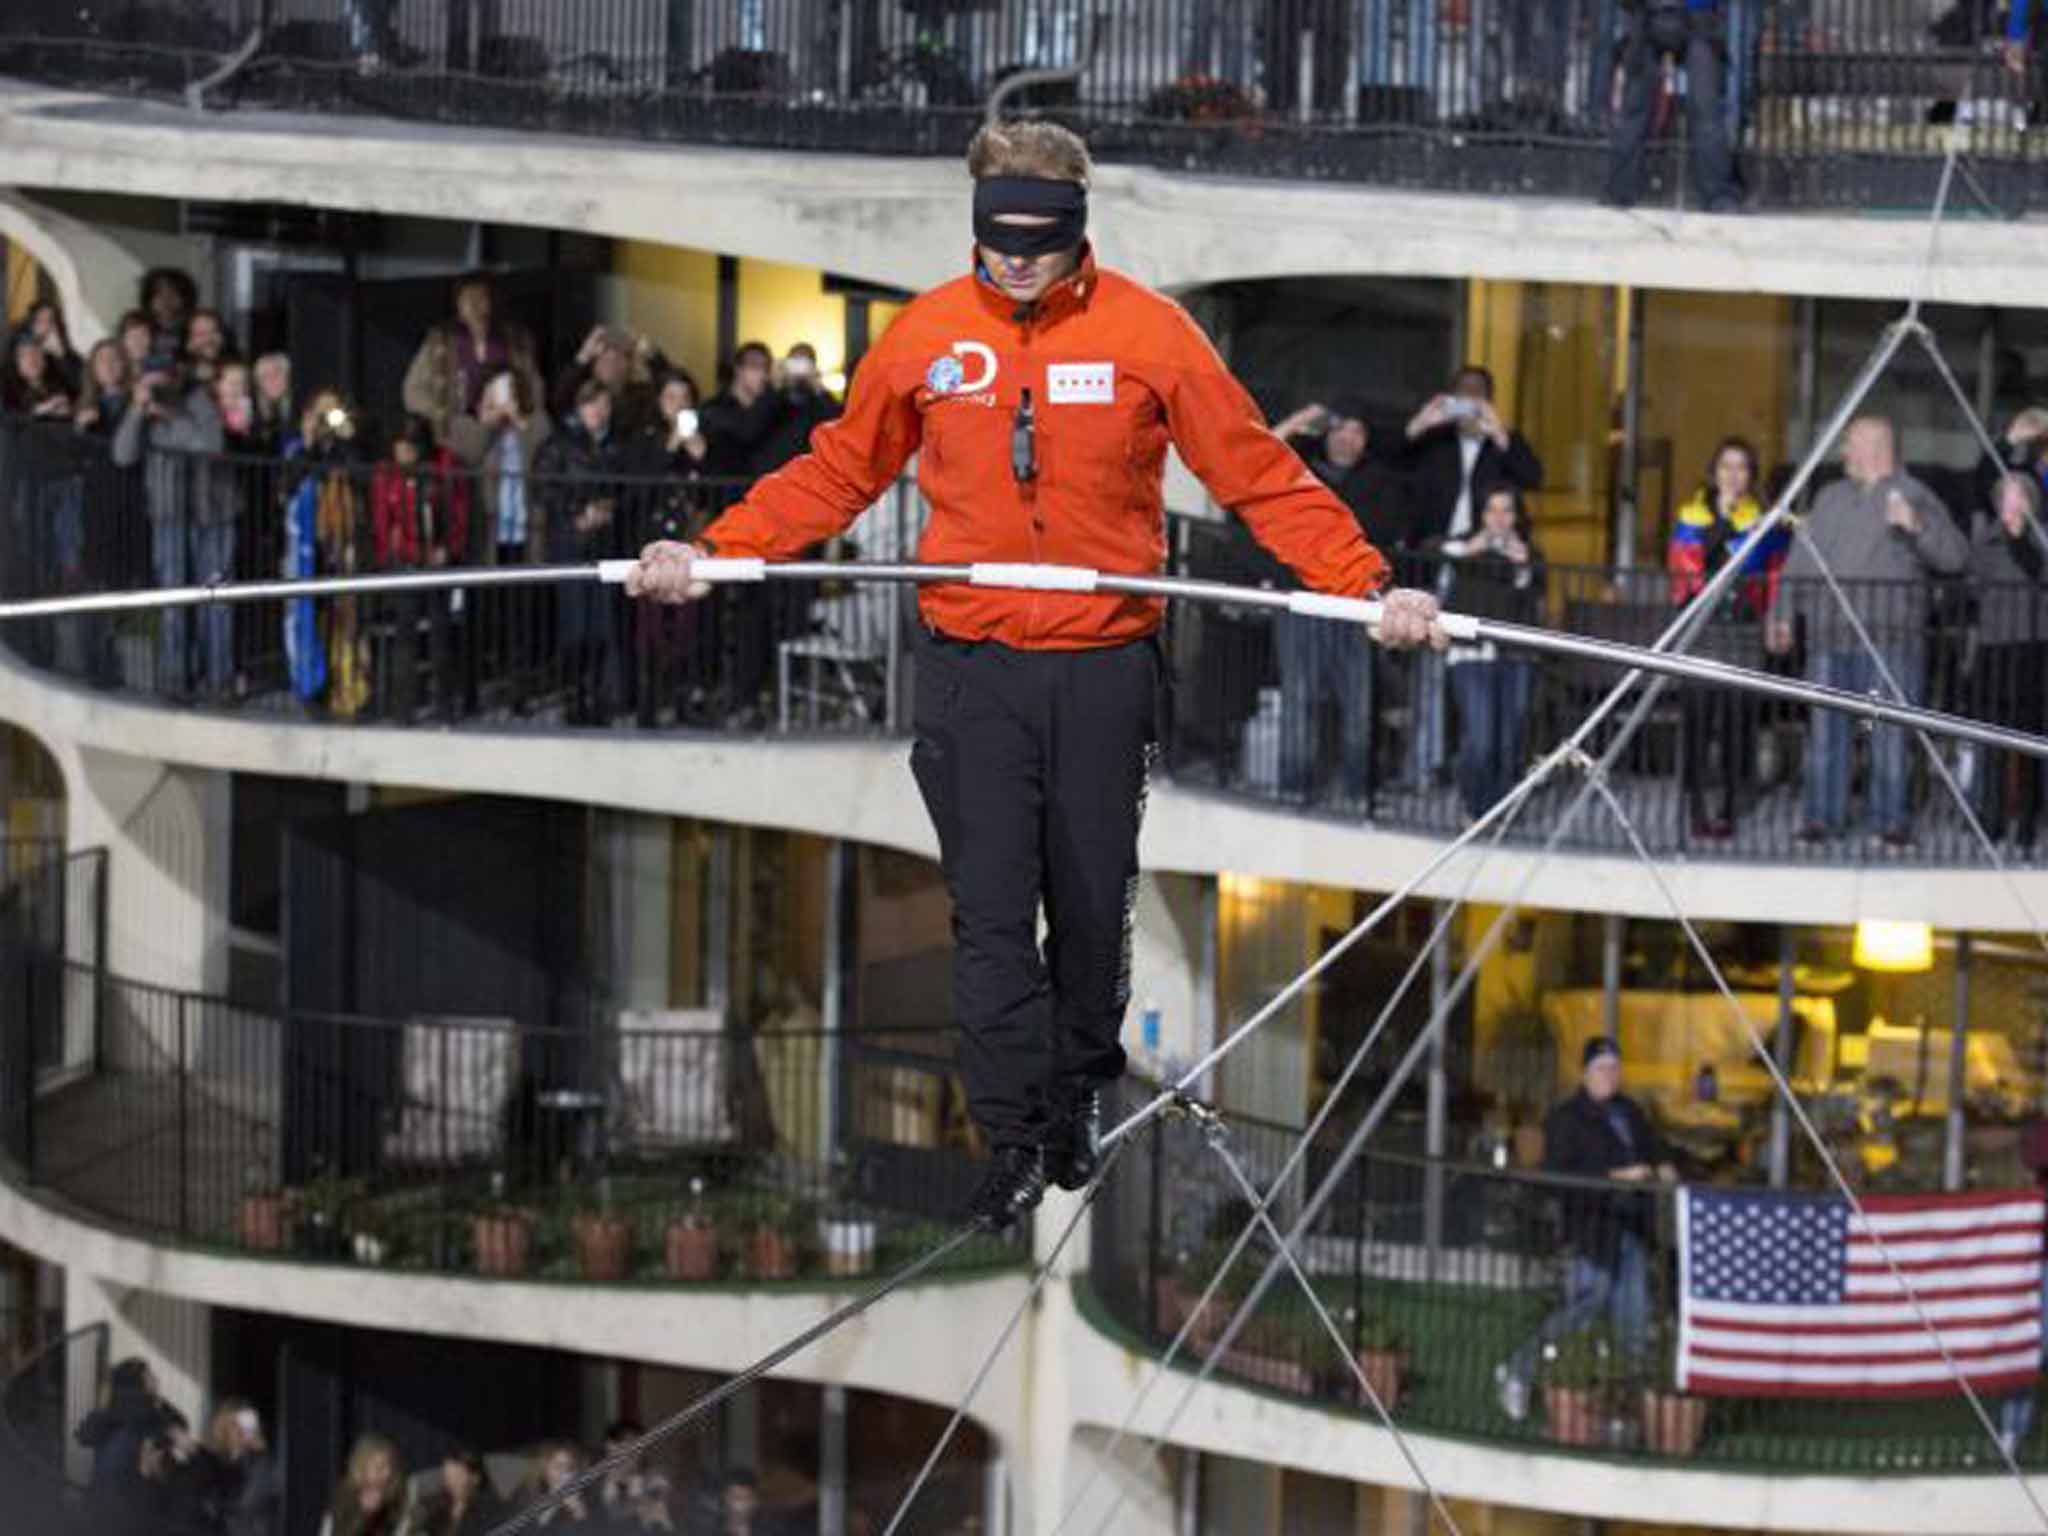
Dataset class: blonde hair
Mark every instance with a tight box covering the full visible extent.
[1996,471,2042,519]
[521,1440,583,1496]
[207,1397,251,1459]
[967,120,1092,187]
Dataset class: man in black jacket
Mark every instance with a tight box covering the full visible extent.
[1399,367,1543,790]
[1496,1036,1676,1422]
[1607,0,1740,213]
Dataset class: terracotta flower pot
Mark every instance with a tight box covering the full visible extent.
[237,1193,288,1252]
[665,1222,718,1281]
[746,1226,798,1280]
[574,1212,632,1282]
[472,1211,534,1277]
[1543,1385,1603,1446]
[1152,1279,1224,1350]
[1355,1349,1404,1415]
[1641,1387,1708,1457]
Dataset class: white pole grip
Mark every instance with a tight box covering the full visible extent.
[598,557,768,585]
[969,562,1101,593]
[1285,590,1481,642]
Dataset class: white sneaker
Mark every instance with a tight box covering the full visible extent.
[1494,1364,1529,1423]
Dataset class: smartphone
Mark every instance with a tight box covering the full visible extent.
[675,407,699,438]
[235,1409,260,1435]
[784,354,816,380]
[486,374,515,411]
[1442,397,1478,421]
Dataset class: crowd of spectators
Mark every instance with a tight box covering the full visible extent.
[1267,370,2048,849]
[74,1374,905,1536]
[0,266,843,727]
[10,263,2048,846]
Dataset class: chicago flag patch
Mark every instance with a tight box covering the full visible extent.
[1046,362,1115,404]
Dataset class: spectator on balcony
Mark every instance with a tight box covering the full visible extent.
[324,1432,409,1536]
[2006,0,2047,107]
[1260,403,1408,810]
[593,1420,676,1533]
[1437,484,1545,822]
[1667,436,1789,839]
[183,307,239,388]
[1496,1036,1676,1422]
[517,1441,595,1526]
[250,352,295,453]
[1769,416,1967,847]
[701,341,786,479]
[1607,1,1740,213]
[752,342,845,476]
[282,392,373,714]
[113,359,235,698]
[1982,405,2048,512]
[536,378,625,724]
[690,1468,769,1536]
[554,325,664,441]
[73,339,132,436]
[1273,400,1415,556]
[117,309,155,376]
[1967,473,2048,850]
[415,1445,506,1536]
[77,1358,172,1500]
[4,326,74,420]
[1400,368,1543,791]
[205,1398,282,1536]
[158,1407,221,1536]
[628,372,714,729]
[405,273,544,445]
[448,366,551,565]
[373,413,472,720]
[141,267,197,358]
[19,299,80,397]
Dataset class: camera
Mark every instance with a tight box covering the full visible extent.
[145,356,185,409]
[1443,397,1479,421]
[675,407,699,439]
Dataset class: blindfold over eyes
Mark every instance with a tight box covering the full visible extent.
[973,176,1088,257]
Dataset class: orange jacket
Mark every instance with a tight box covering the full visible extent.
[701,248,1389,649]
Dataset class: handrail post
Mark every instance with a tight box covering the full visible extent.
[178,995,192,1236]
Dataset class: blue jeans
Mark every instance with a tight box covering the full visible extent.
[1407,648,1448,786]
[1802,647,1921,837]
[1996,1260,2048,1447]
[1506,1229,1651,1387]
[153,519,235,694]
[1450,658,1534,820]
[1274,614,1373,802]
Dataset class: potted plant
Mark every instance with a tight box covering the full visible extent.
[471,1177,537,1277]
[1538,1327,1612,1446]
[571,1184,632,1282]
[1641,1330,1708,1457]
[740,1193,806,1281]
[236,1171,290,1253]
[664,1176,720,1281]
[1351,1311,1406,1416]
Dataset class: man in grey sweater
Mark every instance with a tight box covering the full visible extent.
[1767,417,1967,845]
[112,369,231,697]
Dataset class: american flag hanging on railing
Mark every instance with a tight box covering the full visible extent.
[1677,1186,2046,1398]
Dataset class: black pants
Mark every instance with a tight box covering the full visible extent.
[911,631,1160,1148]
[1607,9,1736,209]
[1680,685,1754,828]
[1975,640,2048,845]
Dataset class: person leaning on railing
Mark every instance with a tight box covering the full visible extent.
[1965,472,2048,851]
[1666,436,1787,840]
[1433,481,1546,825]
[111,355,235,701]
[1495,1036,1677,1424]
[1767,417,1967,848]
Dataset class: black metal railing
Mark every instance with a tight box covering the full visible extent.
[0,928,1020,1282]
[1,1,2039,213]
[0,1321,104,1533]
[6,412,2045,868]
[1090,1082,2038,1473]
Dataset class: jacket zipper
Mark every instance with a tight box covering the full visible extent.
[1015,301,1043,641]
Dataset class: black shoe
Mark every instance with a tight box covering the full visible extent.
[967,1145,1045,1230]
[1043,1084,1104,1192]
